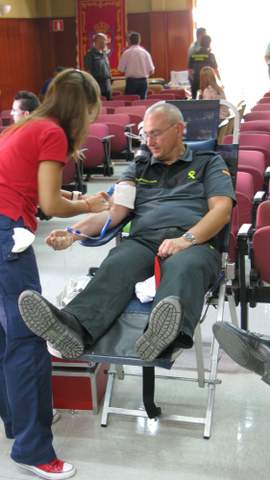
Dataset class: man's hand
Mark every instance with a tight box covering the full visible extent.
[158,237,192,258]
[46,230,75,250]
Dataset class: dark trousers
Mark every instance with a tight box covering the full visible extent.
[191,77,199,99]
[0,215,55,465]
[125,77,148,99]
[99,79,112,100]
[65,228,221,343]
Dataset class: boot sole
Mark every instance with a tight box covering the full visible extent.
[19,291,84,360]
[213,322,270,383]
[135,296,182,361]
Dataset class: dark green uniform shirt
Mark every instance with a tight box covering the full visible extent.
[119,146,235,235]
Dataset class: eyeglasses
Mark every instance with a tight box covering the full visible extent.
[143,123,177,141]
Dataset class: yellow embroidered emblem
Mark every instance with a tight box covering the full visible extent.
[188,170,196,180]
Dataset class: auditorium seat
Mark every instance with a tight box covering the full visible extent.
[85,122,114,176]
[132,99,159,106]
[251,103,270,112]
[149,93,176,100]
[235,171,254,226]
[240,120,270,135]
[1,110,12,126]
[238,150,266,193]
[236,200,270,329]
[224,133,270,167]
[97,113,134,160]
[257,97,270,104]
[244,111,270,121]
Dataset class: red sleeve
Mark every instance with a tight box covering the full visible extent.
[38,125,68,164]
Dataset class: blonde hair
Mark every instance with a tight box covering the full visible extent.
[6,68,101,157]
[199,66,223,96]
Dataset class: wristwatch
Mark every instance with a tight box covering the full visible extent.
[182,232,197,245]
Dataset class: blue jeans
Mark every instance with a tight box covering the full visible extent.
[0,215,56,465]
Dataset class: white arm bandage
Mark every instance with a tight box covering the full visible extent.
[113,183,136,209]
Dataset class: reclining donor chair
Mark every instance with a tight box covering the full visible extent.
[53,100,240,439]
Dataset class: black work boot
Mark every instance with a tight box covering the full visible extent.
[19,290,85,359]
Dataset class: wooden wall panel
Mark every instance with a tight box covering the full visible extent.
[37,17,77,83]
[0,18,76,109]
[127,13,151,53]
[167,10,193,72]
[149,12,168,80]
[0,11,191,109]
[0,19,43,109]
[127,10,193,81]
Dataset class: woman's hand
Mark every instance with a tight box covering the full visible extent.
[82,192,112,212]
[46,229,75,250]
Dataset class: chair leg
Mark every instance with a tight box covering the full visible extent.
[100,370,115,427]
[227,291,239,327]
[204,281,226,438]
[142,366,162,419]
[194,324,205,388]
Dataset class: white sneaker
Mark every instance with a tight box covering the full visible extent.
[52,409,61,424]
[16,458,76,479]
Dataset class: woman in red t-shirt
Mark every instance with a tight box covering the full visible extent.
[0,68,110,479]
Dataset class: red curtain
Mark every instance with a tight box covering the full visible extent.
[76,0,126,76]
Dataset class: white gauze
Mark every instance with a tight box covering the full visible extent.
[113,183,136,209]
[12,228,35,253]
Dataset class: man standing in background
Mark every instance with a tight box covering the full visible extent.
[188,34,220,99]
[118,32,155,99]
[187,27,206,92]
[84,32,112,100]
[187,27,206,60]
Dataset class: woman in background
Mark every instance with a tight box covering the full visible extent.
[0,68,110,479]
[198,66,229,119]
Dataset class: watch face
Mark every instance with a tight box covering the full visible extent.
[183,233,196,244]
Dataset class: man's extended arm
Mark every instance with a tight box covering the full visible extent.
[46,181,135,250]
[158,196,233,258]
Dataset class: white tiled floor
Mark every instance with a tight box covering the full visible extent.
[1,166,270,480]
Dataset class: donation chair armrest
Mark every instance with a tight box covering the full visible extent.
[80,214,133,247]
[185,138,216,151]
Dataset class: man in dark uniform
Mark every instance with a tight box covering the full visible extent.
[188,34,221,99]
[84,32,112,100]
[19,102,235,363]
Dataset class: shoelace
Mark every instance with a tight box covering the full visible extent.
[37,459,64,472]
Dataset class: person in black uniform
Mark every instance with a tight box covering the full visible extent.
[188,34,221,99]
[84,33,112,100]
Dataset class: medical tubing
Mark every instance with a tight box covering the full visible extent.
[65,185,114,241]
[65,215,112,241]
